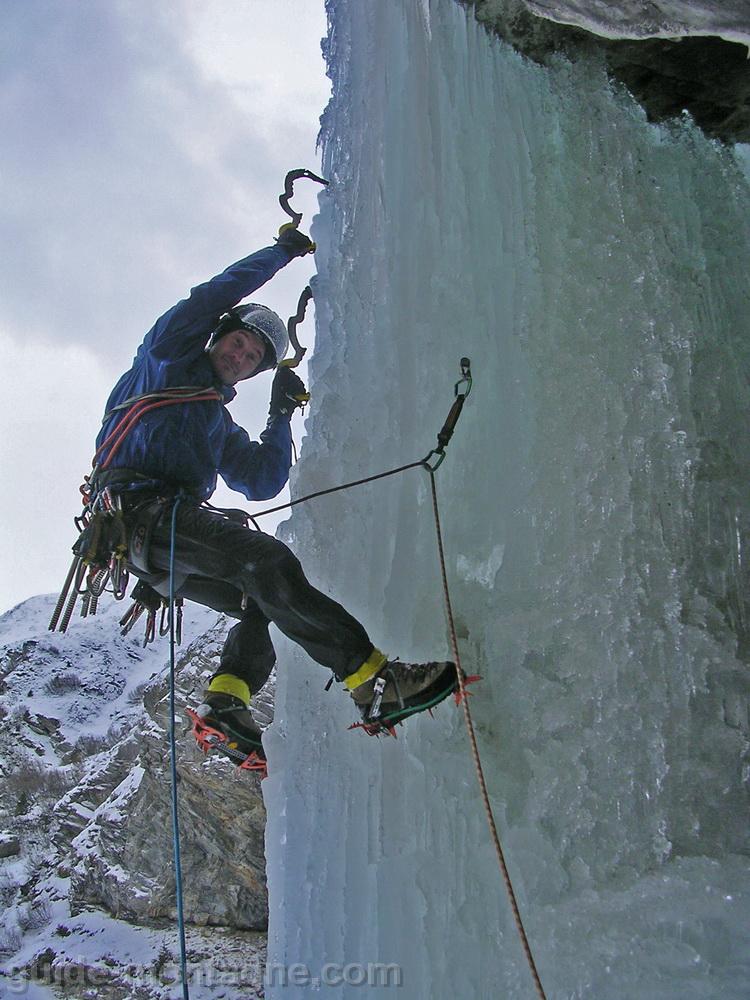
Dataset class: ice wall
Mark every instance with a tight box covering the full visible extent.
[262,1,750,997]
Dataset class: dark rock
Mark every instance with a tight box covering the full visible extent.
[460,0,750,142]
[32,948,56,981]
[0,834,21,858]
[26,713,60,737]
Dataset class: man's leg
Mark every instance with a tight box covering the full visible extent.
[175,576,276,694]
[164,574,273,757]
[138,501,457,731]
[144,502,375,680]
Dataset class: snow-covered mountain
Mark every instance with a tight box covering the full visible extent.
[0,593,271,999]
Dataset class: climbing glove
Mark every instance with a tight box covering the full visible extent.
[275,224,315,258]
[269,366,308,418]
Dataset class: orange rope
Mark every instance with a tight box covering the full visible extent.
[94,391,222,470]
[426,466,548,1000]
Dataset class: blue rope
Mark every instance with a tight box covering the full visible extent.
[168,493,190,999]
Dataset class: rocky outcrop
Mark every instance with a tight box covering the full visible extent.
[460,1,750,141]
[68,620,270,930]
[0,593,272,982]
[0,835,20,858]
[520,0,750,43]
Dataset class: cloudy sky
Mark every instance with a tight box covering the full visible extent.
[1,0,330,612]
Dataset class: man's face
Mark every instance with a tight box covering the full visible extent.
[208,328,266,385]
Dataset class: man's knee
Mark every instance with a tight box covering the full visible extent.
[242,535,304,598]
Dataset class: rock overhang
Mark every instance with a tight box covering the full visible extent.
[460,0,750,143]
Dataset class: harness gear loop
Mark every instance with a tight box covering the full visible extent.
[51,387,223,635]
[278,168,329,229]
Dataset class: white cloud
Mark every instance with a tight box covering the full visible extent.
[0,331,117,611]
[0,0,330,610]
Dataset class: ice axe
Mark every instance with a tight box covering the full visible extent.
[281,285,313,372]
[276,170,329,409]
[278,167,329,230]
[276,286,313,410]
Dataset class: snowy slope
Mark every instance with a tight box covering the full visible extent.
[0,593,271,998]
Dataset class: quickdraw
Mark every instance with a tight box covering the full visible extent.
[118,579,183,647]
[422,357,472,471]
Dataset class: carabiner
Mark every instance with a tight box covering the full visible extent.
[422,449,447,472]
[159,603,171,637]
[455,357,472,399]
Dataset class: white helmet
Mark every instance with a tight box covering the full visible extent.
[211,303,289,374]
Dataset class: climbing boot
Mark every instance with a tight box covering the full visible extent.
[194,690,265,761]
[345,649,458,725]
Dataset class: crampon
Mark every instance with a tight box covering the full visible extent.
[186,708,267,776]
[349,673,481,737]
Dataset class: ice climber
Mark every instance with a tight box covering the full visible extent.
[90,227,457,763]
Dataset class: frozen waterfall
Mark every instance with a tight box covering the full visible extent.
[262,1,750,997]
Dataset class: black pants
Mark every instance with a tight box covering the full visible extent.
[127,499,374,694]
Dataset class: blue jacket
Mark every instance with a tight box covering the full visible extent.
[96,245,296,501]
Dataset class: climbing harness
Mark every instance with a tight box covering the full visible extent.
[49,386,223,644]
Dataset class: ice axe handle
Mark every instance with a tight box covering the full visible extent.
[282,285,313,369]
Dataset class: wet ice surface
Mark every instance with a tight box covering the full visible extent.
[263,1,750,997]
